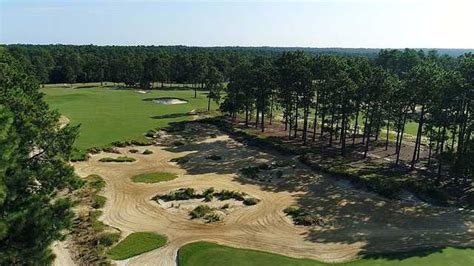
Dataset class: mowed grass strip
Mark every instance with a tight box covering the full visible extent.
[99,156,136,163]
[131,172,178,183]
[178,242,474,266]
[107,232,167,260]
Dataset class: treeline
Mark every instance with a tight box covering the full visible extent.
[5,44,470,88]
[221,49,473,185]
[5,44,266,86]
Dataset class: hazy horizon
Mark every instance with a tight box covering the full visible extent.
[1,0,473,49]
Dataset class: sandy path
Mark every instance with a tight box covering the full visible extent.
[71,128,474,266]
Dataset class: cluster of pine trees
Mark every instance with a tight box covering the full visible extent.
[0,48,80,263]
[222,50,473,184]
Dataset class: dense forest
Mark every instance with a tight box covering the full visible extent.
[5,44,473,189]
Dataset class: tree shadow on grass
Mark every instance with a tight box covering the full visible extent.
[151,113,191,120]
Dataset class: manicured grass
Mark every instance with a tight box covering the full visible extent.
[42,87,212,153]
[131,172,178,183]
[99,156,136,162]
[107,232,167,260]
[178,242,474,266]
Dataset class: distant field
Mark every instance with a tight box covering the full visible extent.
[42,86,212,153]
[178,242,474,266]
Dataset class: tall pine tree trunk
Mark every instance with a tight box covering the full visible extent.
[411,105,425,170]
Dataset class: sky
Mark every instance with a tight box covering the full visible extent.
[1,0,473,48]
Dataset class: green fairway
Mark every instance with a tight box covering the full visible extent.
[107,232,167,260]
[131,172,178,183]
[178,242,474,266]
[42,87,212,153]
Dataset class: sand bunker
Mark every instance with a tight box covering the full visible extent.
[59,123,474,266]
[153,97,188,105]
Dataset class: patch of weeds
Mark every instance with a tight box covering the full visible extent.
[93,195,107,209]
[204,213,222,223]
[205,154,222,161]
[99,156,136,163]
[87,174,106,191]
[283,205,318,226]
[142,149,153,155]
[173,140,185,146]
[131,139,153,146]
[145,130,156,138]
[221,203,230,209]
[102,147,121,154]
[215,190,246,201]
[190,205,214,219]
[129,149,139,153]
[240,166,260,178]
[243,197,260,206]
[98,232,121,247]
[112,141,130,147]
[170,156,189,164]
[155,188,196,201]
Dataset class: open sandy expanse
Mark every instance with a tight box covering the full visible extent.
[58,123,473,266]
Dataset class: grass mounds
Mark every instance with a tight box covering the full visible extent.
[178,242,474,266]
[153,187,256,205]
[131,172,178,183]
[142,149,153,155]
[99,156,136,163]
[107,232,167,260]
[129,148,139,153]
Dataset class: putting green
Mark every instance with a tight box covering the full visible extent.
[178,242,474,266]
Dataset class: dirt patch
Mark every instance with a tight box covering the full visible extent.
[68,123,474,266]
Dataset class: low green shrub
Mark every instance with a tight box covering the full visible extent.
[205,154,222,161]
[156,188,196,201]
[102,147,121,154]
[131,139,153,146]
[215,190,246,201]
[170,156,190,164]
[243,197,260,206]
[173,140,185,146]
[98,232,121,247]
[112,141,130,147]
[145,130,156,138]
[240,166,260,178]
[190,205,214,219]
[142,149,153,155]
[87,174,106,191]
[99,156,136,163]
[93,195,107,209]
[204,213,222,223]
